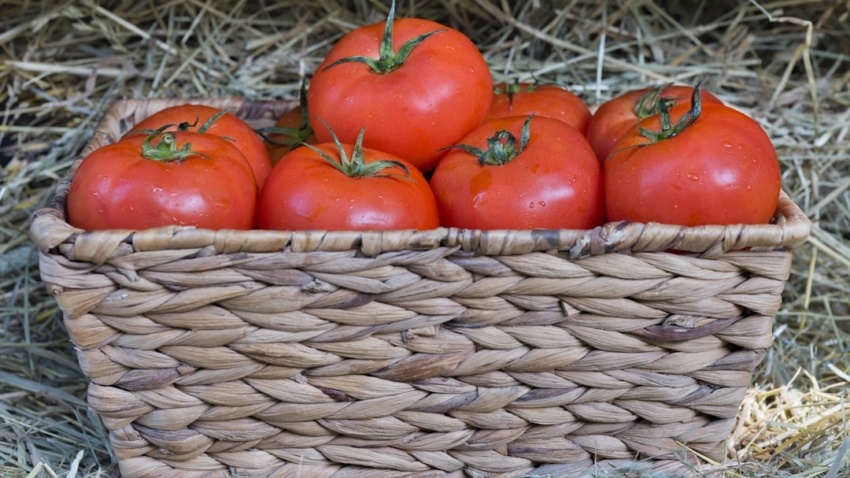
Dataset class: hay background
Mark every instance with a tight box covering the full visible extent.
[1,0,848,477]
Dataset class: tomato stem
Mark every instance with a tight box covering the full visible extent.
[637,83,702,143]
[256,78,314,147]
[443,114,534,166]
[494,79,539,110]
[305,118,412,180]
[634,82,675,120]
[322,0,445,75]
[140,125,208,163]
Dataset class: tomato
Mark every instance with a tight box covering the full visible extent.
[307,2,492,173]
[260,105,316,166]
[429,115,604,230]
[587,85,723,164]
[256,126,439,231]
[67,129,257,230]
[486,82,591,134]
[604,92,780,227]
[128,104,271,188]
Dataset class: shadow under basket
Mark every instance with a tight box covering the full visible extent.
[30,97,811,478]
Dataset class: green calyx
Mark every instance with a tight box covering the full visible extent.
[637,82,702,143]
[305,118,412,180]
[256,78,314,147]
[494,79,538,109]
[633,83,676,120]
[444,114,534,166]
[322,0,445,75]
[141,125,208,163]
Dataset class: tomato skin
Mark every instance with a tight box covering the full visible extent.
[430,116,604,230]
[256,144,440,231]
[264,106,317,166]
[487,83,592,134]
[307,18,493,173]
[587,86,723,164]
[129,104,271,188]
[604,103,781,226]
[67,132,258,231]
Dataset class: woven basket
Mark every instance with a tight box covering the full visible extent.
[30,97,811,478]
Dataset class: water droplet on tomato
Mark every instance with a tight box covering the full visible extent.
[687,173,699,181]
[723,141,733,148]
[472,193,485,208]
[538,201,546,207]
[528,202,535,209]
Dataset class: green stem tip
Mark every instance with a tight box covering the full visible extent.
[141,125,208,163]
[322,0,445,75]
[637,82,703,143]
[305,118,412,180]
[443,114,534,166]
[256,78,314,147]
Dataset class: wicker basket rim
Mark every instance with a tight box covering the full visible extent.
[29,96,811,261]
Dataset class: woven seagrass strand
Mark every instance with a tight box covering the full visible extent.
[29,97,811,477]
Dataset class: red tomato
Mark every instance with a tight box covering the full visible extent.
[307,3,492,173]
[256,128,439,231]
[429,115,604,230]
[587,85,723,164]
[67,130,257,230]
[129,104,271,188]
[487,82,592,134]
[605,98,780,226]
[261,105,316,166]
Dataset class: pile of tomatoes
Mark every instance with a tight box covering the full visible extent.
[67,4,781,233]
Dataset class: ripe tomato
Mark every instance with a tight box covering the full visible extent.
[587,85,723,164]
[307,3,492,173]
[486,82,592,134]
[604,93,780,227]
[67,130,257,230]
[256,126,439,231]
[260,105,316,165]
[128,104,271,188]
[429,115,604,230]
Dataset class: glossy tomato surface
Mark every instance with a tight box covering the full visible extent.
[587,85,723,164]
[605,103,781,226]
[430,115,604,230]
[307,16,492,173]
[256,143,440,231]
[129,104,271,188]
[487,82,592,134]
[67,131,257,230]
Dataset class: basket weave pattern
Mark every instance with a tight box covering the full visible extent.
[30,98,811,478]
